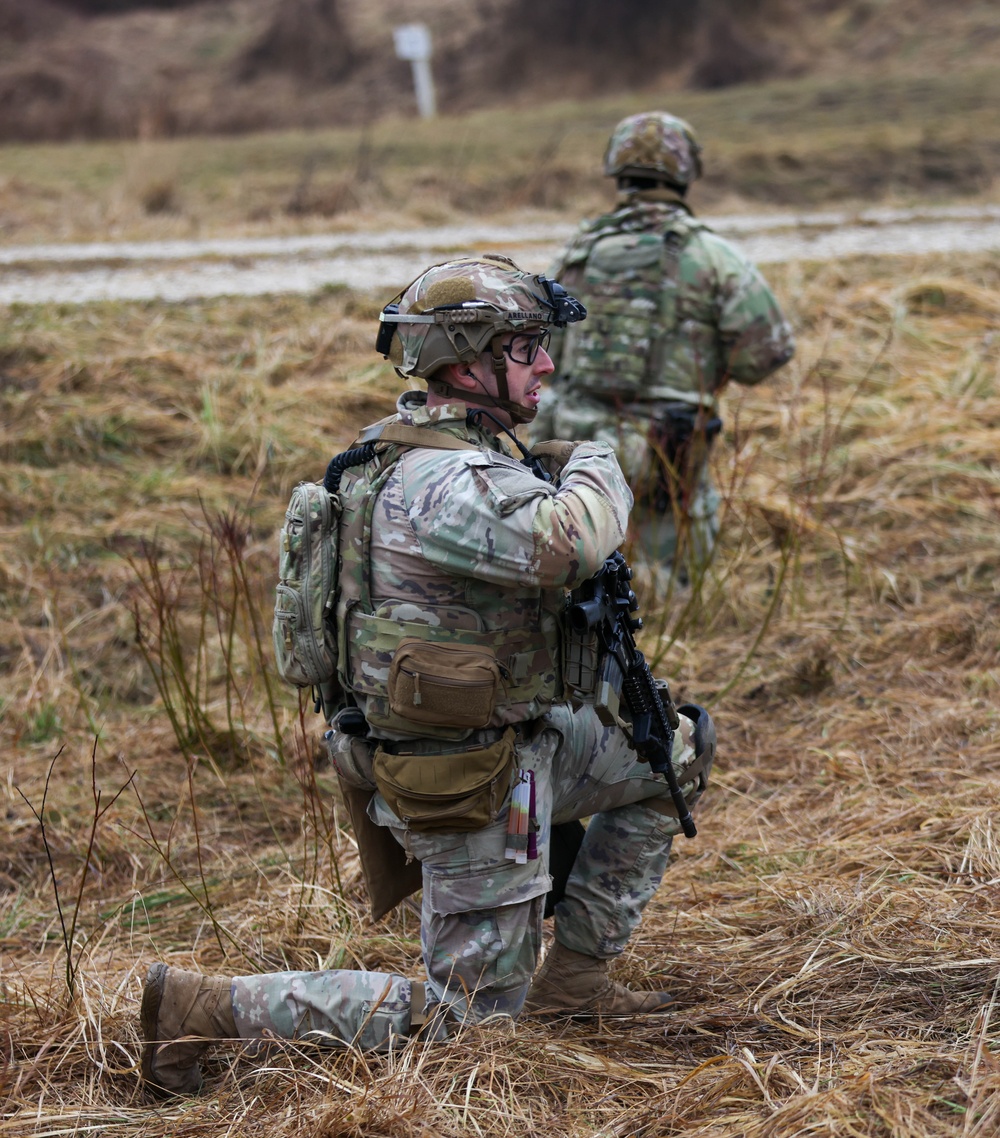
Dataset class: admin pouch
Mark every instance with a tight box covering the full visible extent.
[387,638,502,729]
[373,727,517,833]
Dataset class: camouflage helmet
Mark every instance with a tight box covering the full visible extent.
[603,111,703,187]
[376,254,585,424]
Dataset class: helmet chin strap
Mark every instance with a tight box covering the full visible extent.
[427,336,538,426]
[487,333,537,425]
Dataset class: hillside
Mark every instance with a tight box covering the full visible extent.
[2,0,999,141]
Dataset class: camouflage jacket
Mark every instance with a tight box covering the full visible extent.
[549,193,795,409]
[334,392,632,740]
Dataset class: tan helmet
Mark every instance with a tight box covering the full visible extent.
[603,111,703,188]
[375,254,585,424]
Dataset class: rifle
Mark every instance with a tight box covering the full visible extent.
[566,550,697,838]
[477,416,697,837]
[462,417,699,842]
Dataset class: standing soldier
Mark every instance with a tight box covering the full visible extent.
[139,255,715,1097]
[536,111,795,584]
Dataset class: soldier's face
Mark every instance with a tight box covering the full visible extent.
[475,328,554,427]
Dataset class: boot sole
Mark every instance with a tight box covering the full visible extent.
[139,963,171,1097]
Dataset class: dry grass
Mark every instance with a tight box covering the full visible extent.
[2,61,1000,246]
[2,247,1000,1135]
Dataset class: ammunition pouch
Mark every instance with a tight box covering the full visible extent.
[373,727,516,833]
[646,404,722,513]
[561,616,601,704]
[388,639,501,730]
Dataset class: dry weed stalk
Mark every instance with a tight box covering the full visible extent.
[12,740,135,1005]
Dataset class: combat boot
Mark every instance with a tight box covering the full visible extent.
[523,942,674,1017]
[140,964,236,1097]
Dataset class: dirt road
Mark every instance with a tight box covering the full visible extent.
[1,203,998,305]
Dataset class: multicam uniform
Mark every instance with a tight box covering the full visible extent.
[229,392,705,1048]
[536,191,795,578]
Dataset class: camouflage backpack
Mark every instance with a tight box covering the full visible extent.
[557,206,704,401]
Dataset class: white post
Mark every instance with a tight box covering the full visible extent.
[393,23,436,119]
[411,56,437,120]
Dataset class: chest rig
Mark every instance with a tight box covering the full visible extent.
[334,420,563,741]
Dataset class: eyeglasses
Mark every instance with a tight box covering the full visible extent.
[502,329,551,365]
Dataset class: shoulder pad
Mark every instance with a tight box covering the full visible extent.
[355,414,399,444]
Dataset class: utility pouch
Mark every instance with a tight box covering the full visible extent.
[273,481,340,689]
[373,727,517,833]
[325,708,376,791]
[388,638,501,729]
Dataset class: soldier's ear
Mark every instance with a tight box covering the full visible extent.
[442,361,479,391]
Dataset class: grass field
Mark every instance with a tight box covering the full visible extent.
[2,230,999,1136]
[2,65,1000,246]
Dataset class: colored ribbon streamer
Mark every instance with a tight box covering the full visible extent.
[505,768,537,864]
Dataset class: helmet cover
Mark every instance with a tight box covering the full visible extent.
[376,254,584,379]
[603,111,703,187]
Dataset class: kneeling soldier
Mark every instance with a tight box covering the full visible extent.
[140,255,715,1097]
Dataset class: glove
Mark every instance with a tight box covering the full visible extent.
[530,439,582,478]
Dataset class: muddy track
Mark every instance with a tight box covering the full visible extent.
[2,204,999,305]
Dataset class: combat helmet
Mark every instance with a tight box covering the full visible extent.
[603,111,703,189]
[375,254,585,425]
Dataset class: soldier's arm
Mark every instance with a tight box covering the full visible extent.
[701,231,795,386]
[404,443,631,590]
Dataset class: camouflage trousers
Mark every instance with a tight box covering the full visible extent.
[532,392,722,582]
[230,702,702,1051]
